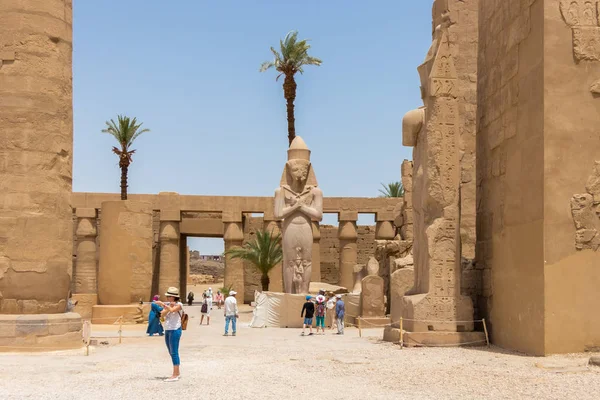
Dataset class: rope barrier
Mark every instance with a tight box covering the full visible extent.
[345,314,490,349]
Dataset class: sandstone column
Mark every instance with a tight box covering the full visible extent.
[158,192,181,298]
[72,208,98,318]
[311,220,322,283]
[74,208,98,294]
[338,211,358,290]
[223,211,245,299]
[263,210,283,292]
[0,0,74,315]
[97,201,153,305]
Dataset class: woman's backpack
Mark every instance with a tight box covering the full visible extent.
[178,309,189,330]
[201,300,208,314]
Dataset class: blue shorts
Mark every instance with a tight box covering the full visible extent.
[304,318,313,325]
[316,315,325,327]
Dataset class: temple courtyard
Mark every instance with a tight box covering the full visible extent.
[1,303,599,400]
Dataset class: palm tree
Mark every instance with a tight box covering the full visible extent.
[379,182,405,198]
[102,115,150,200]
[260,30,322,146]
[225,229,283,291]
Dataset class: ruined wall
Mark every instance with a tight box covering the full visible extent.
[320,225,376,285]
[0,0,74,314]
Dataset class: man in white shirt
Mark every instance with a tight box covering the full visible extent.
[224,290,239,336]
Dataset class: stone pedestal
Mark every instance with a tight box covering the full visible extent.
[264,213,283,293]
[224,211,245,298]
[97,201,153,305]
[74,208,98,294]
[91,304,149,325]
[338,211,358,290]
[0,313,83,352]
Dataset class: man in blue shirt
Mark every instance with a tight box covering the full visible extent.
[335,294,345,335]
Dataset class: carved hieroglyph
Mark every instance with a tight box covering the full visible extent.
[571,161,600,250]
[560,0,600,61]
[401,19,474,332]
[274,137,323,294]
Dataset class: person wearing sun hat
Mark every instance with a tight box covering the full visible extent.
[223,290,239,336]
[154,287,184,381]
[314,294,326,335]
[301,295,315,336]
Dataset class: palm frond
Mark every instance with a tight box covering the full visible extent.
[225,229,283,275]
[379,182,405,198]
[101,114,150,152]
[260,30,321,79]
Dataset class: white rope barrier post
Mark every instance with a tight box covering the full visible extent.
[399,317,404,349]
[482,318,490,347]
[118,316,123,344]
[83,321,91,356]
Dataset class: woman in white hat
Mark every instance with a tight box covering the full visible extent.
[154,287,183,382]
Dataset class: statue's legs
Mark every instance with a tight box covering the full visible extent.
[282,221,313,294]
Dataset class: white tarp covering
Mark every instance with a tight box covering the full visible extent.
[249,291,268,328]
[251,291,348,329]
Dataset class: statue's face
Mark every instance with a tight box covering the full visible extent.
[287,160,309,183]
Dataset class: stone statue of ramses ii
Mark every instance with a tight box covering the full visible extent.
[274,137,323,294]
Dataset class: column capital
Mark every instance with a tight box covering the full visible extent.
[223,221,244,242]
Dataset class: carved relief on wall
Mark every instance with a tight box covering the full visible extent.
[560,0,600,61]
[571,161,600,250]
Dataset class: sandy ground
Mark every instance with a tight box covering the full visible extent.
[1,303,599,400]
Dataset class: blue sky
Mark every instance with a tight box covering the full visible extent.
[72,1,432,253]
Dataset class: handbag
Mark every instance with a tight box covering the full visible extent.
[179,309,188,330]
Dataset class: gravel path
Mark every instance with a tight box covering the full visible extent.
[1,305,599,400]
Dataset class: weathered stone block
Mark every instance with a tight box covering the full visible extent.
[360,275,385,318]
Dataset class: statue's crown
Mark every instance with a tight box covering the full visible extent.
[287,136,311,161]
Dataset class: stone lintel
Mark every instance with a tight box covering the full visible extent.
[75,208,97,218]
[338,210,358,222]
[263,209,276,222]
[222,210,243,223]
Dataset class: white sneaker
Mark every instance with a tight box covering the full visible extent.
[164,376,180,382]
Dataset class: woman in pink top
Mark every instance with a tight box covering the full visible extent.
[215,291,224,309]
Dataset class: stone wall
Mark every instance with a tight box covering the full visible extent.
[477,0,543,354]
[477,0,600,355]
[320,225,376,285]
